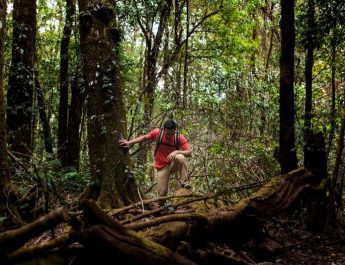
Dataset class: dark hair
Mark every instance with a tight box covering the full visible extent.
[163,119,178,129]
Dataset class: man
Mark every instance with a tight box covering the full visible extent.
[119,120,192,204]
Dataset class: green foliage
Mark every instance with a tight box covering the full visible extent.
[3,0,345,203]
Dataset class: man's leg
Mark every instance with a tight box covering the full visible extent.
[156,164,171,197]
[157,165,175,211]
[170,154,189,188]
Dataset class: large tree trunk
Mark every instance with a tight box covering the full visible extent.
[58,0,75,167]
[279,0,297,174]
[6,0,36,158]
[78,0,140,208]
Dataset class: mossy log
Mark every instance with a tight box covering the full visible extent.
[74,199,197,265]
[143,167,327,248]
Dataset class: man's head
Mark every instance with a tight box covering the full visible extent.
[163,120,178,137]
[163,119,178,130]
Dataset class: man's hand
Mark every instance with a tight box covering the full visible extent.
[119,139,130,148]
[167,150,178,161]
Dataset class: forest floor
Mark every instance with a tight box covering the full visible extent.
[25,204,345,265]
[259,215,345,265]
[20,188,345,265]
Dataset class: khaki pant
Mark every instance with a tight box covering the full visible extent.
[156,154,188,198]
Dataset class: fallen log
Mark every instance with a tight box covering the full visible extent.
[5,235,82,264]
[0,207,69,256]
[143,167,327,250]
[74,199,198,265]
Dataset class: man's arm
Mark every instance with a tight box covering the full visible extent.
[119,135,148,148]
[178,148,192,157]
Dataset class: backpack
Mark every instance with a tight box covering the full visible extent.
[154,128,180,157]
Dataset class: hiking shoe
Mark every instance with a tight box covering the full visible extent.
[181,181,191,189]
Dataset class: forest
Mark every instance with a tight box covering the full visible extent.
[0,0,345,264]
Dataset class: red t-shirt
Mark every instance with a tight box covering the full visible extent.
[147,128,190,169]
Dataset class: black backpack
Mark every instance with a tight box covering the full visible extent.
[154,128,180,157]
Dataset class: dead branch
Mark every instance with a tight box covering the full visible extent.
[0,207,69,255]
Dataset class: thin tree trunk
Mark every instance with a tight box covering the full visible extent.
[175,55,182,106]
[279,0,297,174]
[58,0,75,167]
[327,87,345,228]
[303,0,315,166]
[0,0,10,218]
[66,70,83,170]
[6,0,36,158]
[327,37,336,157]
[34,68,53,154]
[182,0,189,109]
[162,27,170,96]
[260,2,275,136]
[137,0,173,173]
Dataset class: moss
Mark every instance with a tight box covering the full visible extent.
[127,230,169,256]
[248,176,284,201]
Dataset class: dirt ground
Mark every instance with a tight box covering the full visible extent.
[261,216,345,265]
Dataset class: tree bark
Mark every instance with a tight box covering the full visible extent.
[182,0,189,109]
[0,0,10,224]
[34,67,53,154]
[303,0,315,166]
[327,87,345,228]
[279,0,297,174]
[78,0,140,208]
[6,0,36,158]
[66,70,83,170]
[136,0,173,173]
[58,0,75,167]
[327,36,337,157]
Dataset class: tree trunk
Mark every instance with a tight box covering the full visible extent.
[327,87,345,228]
[34,67,53,154]
[182,0,189,109]
[327,37,336,157]
[0,0,10,225]
[303,0,315,166]
[58,0,75,167]
[6,0,36,158]
[78,0,140,208]
[137,0,173,172]
[66,70,83,170]
[279,0,297,174]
